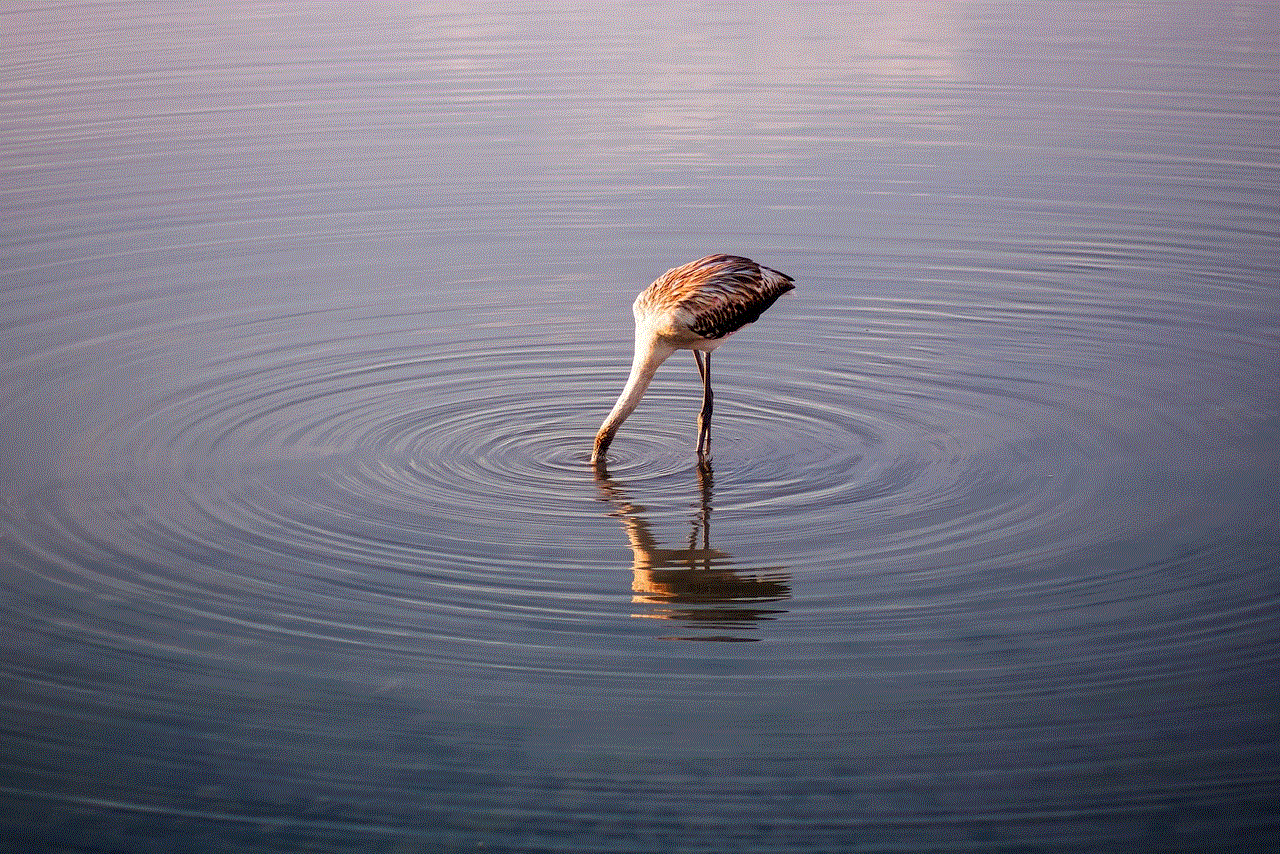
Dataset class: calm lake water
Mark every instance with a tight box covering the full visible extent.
[3,2,1278,851]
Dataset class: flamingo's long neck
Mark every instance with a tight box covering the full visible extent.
[592,331,673,462]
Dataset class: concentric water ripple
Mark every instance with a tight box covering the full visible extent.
[14,270,1262,660]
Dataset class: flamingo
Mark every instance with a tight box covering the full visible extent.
[591,254,794,462]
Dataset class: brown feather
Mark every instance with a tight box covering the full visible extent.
[637,254,795,341]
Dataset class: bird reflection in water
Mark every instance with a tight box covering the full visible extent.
[593,460,790,641]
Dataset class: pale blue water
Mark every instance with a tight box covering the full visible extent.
[2,2,1278,851]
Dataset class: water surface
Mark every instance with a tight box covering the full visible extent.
[3,2,1278,851]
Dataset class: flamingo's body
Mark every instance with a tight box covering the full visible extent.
[591,254,794,462]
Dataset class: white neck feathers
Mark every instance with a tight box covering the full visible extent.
[592,332,674,462]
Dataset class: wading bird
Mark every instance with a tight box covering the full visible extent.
[591,254,794,462]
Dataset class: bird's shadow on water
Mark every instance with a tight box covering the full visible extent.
[592,459,790,642]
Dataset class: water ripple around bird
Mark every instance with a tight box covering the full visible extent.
[12,263,1272,663]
